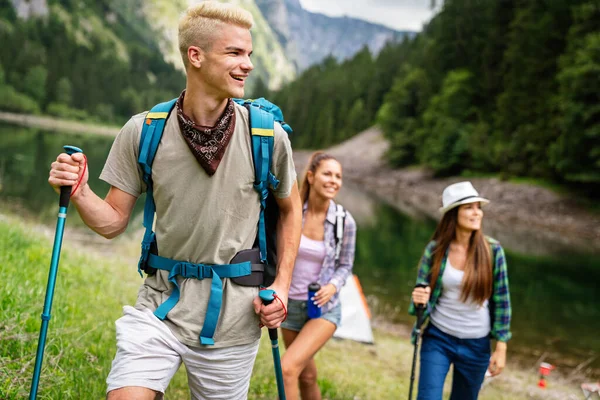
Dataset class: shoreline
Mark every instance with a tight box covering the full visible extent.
[293,127,600,256]
[3,110,598,255]
[0,111,120,137]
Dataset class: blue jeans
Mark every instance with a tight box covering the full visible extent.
[417,324,491,400]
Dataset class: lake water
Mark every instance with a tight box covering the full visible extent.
[1,122,598,378]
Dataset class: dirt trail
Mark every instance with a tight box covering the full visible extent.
[293,127,600,255]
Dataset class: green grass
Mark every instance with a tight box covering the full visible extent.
[0,216,584,399]
[0,217,139,399]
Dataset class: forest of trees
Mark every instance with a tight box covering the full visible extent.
[0,0,185,124]
[269,0,599,187]
[1,0,598,187]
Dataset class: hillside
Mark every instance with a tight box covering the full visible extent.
[294,127,600,256]
[109,0,296,90]
[2,0,409,123]
[274,0,600,188]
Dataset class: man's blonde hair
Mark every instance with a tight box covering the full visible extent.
[179,1,254,69]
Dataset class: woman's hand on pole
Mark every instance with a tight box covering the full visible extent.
[488,341,507,376]
[411,286,431,306]
[49,152,89,198]
[313,283,337,307]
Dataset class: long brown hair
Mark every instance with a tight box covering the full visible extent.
[428,206,492,305]
[299,151,339,204]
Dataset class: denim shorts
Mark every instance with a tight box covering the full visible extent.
[280,299,342,332]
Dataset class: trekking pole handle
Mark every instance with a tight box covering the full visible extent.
[414,283,429,327]
[59,145,83,208]
[259,289,279,341]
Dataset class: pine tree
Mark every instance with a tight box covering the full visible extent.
[551,2,600,183]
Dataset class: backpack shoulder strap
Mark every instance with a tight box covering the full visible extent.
[233,98,293,264]
[234,97,293,135]
[334,203,346,264]
[137,98,177,276]
[248,102,279,263]
[138,98,177,183]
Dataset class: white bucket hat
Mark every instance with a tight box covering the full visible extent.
[439,181,490,214]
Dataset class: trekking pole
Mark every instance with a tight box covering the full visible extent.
[408,283,428,400]
[259,289,286,400]
[30,145,83,400]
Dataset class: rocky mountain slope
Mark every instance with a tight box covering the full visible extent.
[256,0,412,71]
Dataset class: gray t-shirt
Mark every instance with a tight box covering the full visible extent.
[100,102,296,348]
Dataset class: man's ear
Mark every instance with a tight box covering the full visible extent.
[187,46,204,69]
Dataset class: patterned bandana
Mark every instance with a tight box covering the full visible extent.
[176,91,236,176]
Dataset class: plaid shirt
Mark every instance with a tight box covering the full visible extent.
[303,201,357,314]
[409,237,512,343]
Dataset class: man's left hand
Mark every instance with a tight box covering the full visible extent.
[253,284,288,329]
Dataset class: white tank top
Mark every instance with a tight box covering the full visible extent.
[429,258,490,339]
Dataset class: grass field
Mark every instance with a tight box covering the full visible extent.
[0,215,583,399]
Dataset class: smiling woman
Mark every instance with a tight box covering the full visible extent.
[409,181,511,400]
[281,151,358,400]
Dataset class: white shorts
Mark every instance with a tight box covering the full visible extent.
[106,306,260,400]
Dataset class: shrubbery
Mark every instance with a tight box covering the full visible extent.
[46,102,90,121]
[0,84,40,114]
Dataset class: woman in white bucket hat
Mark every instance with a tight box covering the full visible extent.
[409,181,512,400]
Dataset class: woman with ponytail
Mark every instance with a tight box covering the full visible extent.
[280,151,357,400]
[410,181,511,400]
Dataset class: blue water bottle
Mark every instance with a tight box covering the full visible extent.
[307,282,322,319]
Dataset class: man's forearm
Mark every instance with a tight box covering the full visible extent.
[274,201,302,290]
[71,184,132,239]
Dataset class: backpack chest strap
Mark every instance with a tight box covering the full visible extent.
[148,253,252,346]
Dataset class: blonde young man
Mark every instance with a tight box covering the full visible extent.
[48,2,302,399]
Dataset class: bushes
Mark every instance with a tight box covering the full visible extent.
[46,102,90,121]
[0,84,40,114]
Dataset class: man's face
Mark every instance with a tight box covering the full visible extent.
[198,24,254,100]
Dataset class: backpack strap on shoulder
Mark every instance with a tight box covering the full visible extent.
[235,98,287,263]
[334,204,346,265]
[137,98,177,277]
[249,103,278,263]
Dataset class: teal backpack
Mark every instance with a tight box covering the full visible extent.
[136,97,292,345]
